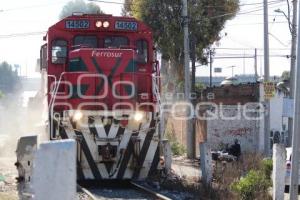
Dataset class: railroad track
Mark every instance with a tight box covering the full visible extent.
[78,181,172,200]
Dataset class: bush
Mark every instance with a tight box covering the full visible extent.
[170,141,186,156]
[231,170,271,200]
[260,158,273,180]
[165,130,186,156]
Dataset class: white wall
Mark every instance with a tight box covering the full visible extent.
[207,105,261,152]
[270,91,285,131]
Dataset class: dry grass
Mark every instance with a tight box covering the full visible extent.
[0,193,18,200]
[150,153,270,200]
[209,152,271,200]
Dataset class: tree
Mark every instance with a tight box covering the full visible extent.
[0,61,19,93]
[122,0,132,16]
[124,0,239,82]
[59,0,104,19]
[281,70,290,81]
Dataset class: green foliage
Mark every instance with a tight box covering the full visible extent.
[124,0,239,80]
[170,141,186,156]
[59,0,104,19]
[281,70,290,81]
[0,62,19,93]
[230,159,272,200]
[165,123,186,156]
[231,170,271,200]
[122,0,132,16]
[260,158,273,180]
[195,82,206,91]
[0,91,3,99]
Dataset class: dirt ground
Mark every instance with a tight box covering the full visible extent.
[171,156,200,178]
[0,157,18,200]
[0,155,201,200]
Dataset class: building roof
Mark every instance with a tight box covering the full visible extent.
[197,74,281,87]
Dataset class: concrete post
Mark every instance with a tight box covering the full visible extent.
[287,0,298,147]
[272,144,286,200]
[32,139,76,200]
[263,0,271,156]
[200,143,212,186]
[181,0,194,159]
[290,0,300,198]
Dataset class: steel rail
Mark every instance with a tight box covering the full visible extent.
[130,181,172,200]
[77,184,98,200]
[78,181,172,200]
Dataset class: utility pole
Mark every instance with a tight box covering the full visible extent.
[191,35,196,98]
[209,50,213,87]
[289,0,300,198]
[288,0,298,146]
[263,0,270,155]
[190,35,196,159]
[182,0,194,158]
[254,48,258,80]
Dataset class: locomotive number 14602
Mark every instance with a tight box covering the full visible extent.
[65,20,90,29]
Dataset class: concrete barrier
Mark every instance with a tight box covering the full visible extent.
[15,135,38,200]
[32,139,76,200]
[272,144,286,200]
[200,142,212,186]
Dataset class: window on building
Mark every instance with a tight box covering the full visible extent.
[52,40,67,64]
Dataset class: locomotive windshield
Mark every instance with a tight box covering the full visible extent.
[51,40,67,64]
[74,35,97,48]
[136,39,148,64]
[104,36,128,48]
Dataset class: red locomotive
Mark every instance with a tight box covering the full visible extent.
[36,14,165,180]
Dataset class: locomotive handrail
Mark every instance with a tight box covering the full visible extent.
[48,75,57,107]
[49,71,89,139]
[49,72,67,139]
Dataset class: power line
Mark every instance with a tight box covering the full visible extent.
[89,0,284,7]
[214,47,290,50]
[0,31,46,39]
[227,21,288,26]
[89,0,285,20]
[205,0,284,8]
[87,0,124,5]
[0,0,285,20]
[214,55,290,59]
[0,0,287,39]
[200,0,285,20]
[0,1,67,12]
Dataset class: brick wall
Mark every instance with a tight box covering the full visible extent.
[167,83,262,154]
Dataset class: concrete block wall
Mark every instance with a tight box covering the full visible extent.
[206,105,260,152]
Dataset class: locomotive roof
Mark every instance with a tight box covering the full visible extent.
[45,14,152,40]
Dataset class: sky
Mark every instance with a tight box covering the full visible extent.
[208,0,292,78]
[0,0,294,78]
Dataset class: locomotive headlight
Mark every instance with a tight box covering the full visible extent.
[95,20,102,28]
[73,111,83,121]
[133,111,144,122]
[103,21,110,28]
